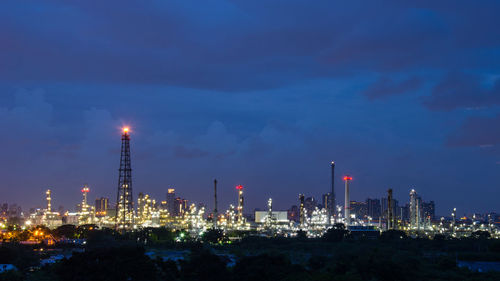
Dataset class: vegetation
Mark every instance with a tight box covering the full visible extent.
[1,228,500,280]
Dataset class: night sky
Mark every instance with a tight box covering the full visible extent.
[1,1,499,216]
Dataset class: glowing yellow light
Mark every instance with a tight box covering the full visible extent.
[123,127,130,133]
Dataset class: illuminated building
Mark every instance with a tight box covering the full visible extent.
[422,201,435,221]
[255,211,288,223]
[166,188,176,216]
[350,201,367,219]
[181,204,207,237]
[381,197,398,218]
[137,192,158,226]
[366,198,381,219]
[409,189,421,229]
[29,189,62,229]
[399,204,410,222]
[116,127,134,230]
[304,197,318,217]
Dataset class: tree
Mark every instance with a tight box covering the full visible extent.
[233,254,310,281]
[380,229,407,240]
[296,229,307,241]
[55,245,160,281]
[202,228,225,244]
[54,225,76,239]
[323,223,348,242]
[180,250,230,281]
[471,230,490,240]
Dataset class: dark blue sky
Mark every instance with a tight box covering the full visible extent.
[1,1,499,216]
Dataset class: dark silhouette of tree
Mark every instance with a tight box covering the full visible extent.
[323,223,349,242]
[380,229,407,240]
[179,250,230,281]
[54,225,76,239]
[202,228,225,244]
[75,224,98,239]
[471,230,490,240]
[233,254,310,281]
[433,234,446,241]
[296,229,307,241]
[154,257,179,280]
[55,246,159,281]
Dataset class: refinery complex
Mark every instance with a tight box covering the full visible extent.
[1,128,499,241]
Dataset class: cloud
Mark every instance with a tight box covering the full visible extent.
[423,73,500,111]
[0,1,499,91]
[363,77,422,100]
[446,114,500,147]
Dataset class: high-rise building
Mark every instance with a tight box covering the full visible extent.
[350,201,367,219]
[166,189,176,216]
[421,201,435,221]
[366,198,381,219]
[409,189,421,228]
[398,204,410,221]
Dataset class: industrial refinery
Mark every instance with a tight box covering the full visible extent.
[2,127,498,242]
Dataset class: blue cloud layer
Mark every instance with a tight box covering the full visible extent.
[0,0,499,214]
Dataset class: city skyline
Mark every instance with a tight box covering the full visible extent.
[1,1,500,215]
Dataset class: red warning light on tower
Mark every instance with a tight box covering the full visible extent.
[343,176,352,181]
[236,185,243,190]
[81,187,90,193]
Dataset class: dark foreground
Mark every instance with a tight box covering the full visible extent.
[2,230,500,281]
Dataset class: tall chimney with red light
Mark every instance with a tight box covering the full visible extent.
[344,175,352,228]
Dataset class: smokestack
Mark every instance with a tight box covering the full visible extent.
[387,188,394,230]
[344,175,352,228]
[46,189,52,212]
[213,179,218,229]
[330,161,335,222]
[236,185,244,224]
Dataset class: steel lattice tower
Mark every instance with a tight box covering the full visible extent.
[116,127,134,230]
